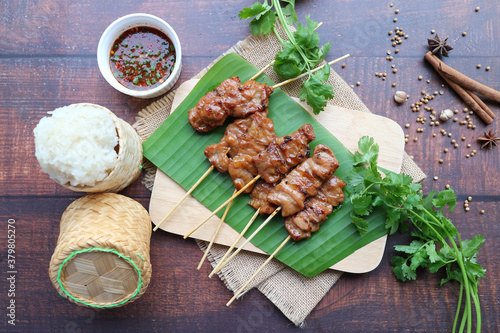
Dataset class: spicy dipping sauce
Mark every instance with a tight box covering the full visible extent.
[109,27,176,90]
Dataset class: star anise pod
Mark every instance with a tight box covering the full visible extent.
[477,129,500,149]
[428,34,453,57]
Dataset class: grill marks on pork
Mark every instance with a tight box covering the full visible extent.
[228,112,276,193]
[204,111,269,173]
[285,176,346,241]
[203,111,276,192]
[248,181,278,215]
[188,77,274,132]
[267,144,339,217]
[254,124,316,184]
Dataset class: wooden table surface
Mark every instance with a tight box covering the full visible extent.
[1,0,499,332]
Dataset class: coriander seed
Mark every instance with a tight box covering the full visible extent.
[480,210,485,214]
[486,66,490,71]
[477,64,482,69]
[341,63,346,68]
[356,81,361,86]
[445,184,450,189]
[465,207,470,212]
[475,7,480,12]
[418,75,423,80]
[393,18,398,22]
[462,32,467,36]
[431,29,435,34]
[468,196,472,201]
[395,9,399,14]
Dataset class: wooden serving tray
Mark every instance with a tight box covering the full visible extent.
[150,79,405,274]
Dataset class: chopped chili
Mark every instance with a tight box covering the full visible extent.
[109,26,176,90]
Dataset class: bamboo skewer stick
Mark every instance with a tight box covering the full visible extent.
[208,208,261,278]
[183,175,261,239]
[197,190,237,270]
[210,207,281,276]
[249,22,324,81]
[272,54,350,89]
[226,235,292,306]
[153,165,215,232]
[250,62,273,81]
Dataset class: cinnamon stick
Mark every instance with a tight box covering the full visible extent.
[425,51,500,103]
[440,73,494,124]
[424,52,496,124]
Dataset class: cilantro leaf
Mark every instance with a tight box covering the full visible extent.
[238,1,272,20]
[351,214,369,235]
[351,193,372,216]
[274,41,304,79]
[432,189,457,212]
[249,10,276,35]
[298,66,334,114]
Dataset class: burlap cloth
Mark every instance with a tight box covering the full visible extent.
[133,26,426,326]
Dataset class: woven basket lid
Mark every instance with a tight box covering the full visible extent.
[49,193,152,308]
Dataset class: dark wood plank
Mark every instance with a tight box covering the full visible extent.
[0,0,499,331]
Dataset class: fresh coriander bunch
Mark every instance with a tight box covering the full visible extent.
[239,0,334,114]
[346,136,485,333]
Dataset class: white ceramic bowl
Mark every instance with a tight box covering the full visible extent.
[97,13,182,99]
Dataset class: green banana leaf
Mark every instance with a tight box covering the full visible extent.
[143,53,387,278]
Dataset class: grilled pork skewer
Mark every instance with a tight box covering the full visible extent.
[188,77,274,133]
[189,54,351,133]
[268,144,339,217]
[285,176,346,241]
[226,174,346,306]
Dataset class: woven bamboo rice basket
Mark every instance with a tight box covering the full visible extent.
[62,103,142,193]
[49,193,152,308]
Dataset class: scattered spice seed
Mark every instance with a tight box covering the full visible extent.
[480,210,485,214]
[465,207,470,212]
[439,159,444,164]
[462,137,466,141]
[485,66,490,71]
[395,9,399,14]
[445,184,450,189]
[475,7,480,12]
[390,3,393,7]
[393,18,398,22]
[468,196,472,201]
[433,133,437,137]
[418,75,423,80]
[393,69,397,73]
[341,63,346,68]
[392,83,397,87]
[466,154,470,158]
[388,31,393,36]
[462,32,467,36]
[454,143,459,148]
[477,64,482,69]
[395,49,399,53]
[405,123,410,128]
[431,29,435,34]
[433,176,438,180]
[413,138,418,142]
[356,81,361,86]
[443,148,448,153]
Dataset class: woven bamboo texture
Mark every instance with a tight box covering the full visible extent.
[49,193,152,308]
[62,103,142,193]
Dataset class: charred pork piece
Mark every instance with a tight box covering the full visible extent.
[204,111,271,172]
[267,144,339,217]
[227,113,276,193]
[188,77,274,133]
[254,124,316,184]
[285,176,346,241]
[248,181,278,215]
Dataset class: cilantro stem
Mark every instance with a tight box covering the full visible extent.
[272,26,285,44]
[271,0,312,74]
[421,208,474,333]
[453,285,464,333]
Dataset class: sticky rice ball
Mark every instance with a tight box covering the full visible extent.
[34,105,119,187]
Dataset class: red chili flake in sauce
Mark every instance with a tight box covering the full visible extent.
[109,27,176,90]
